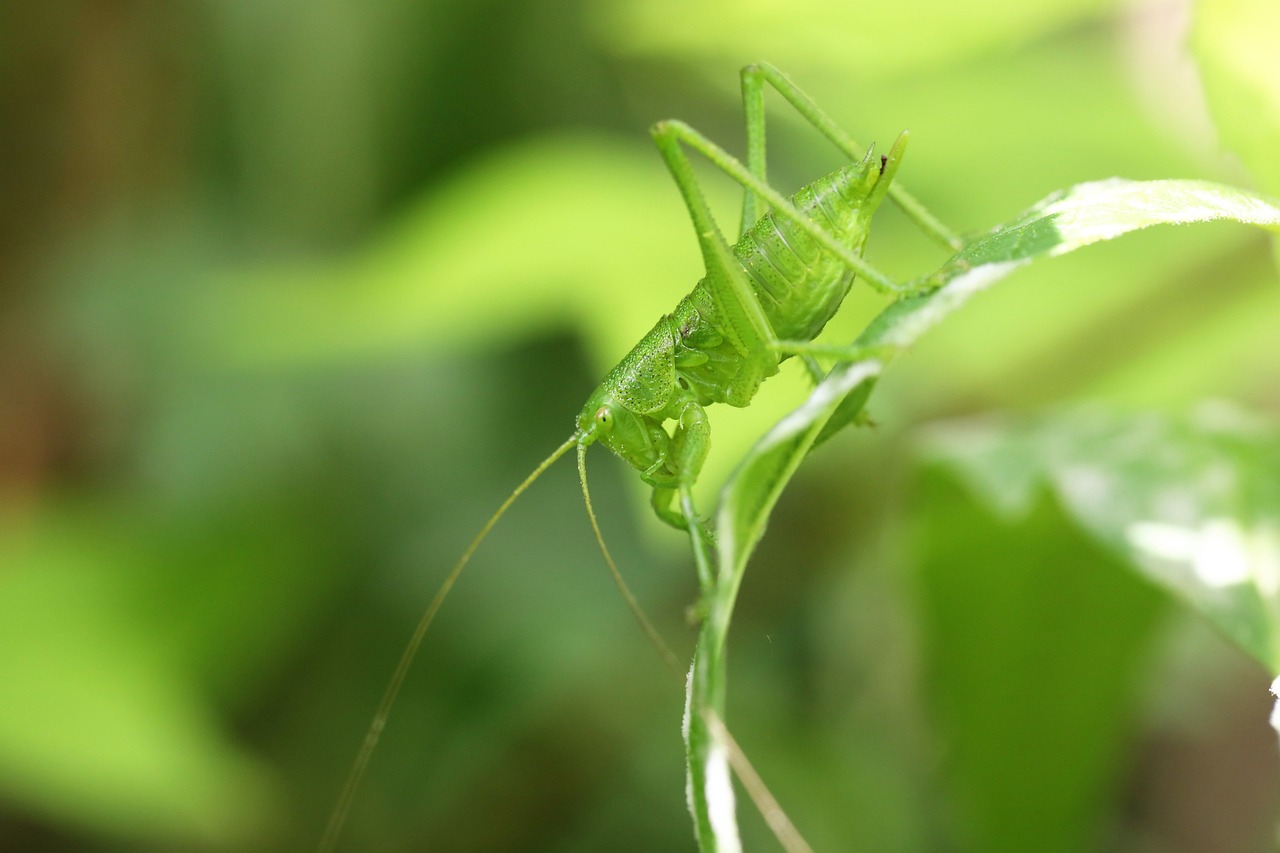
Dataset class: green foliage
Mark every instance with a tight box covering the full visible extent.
[686,179,1280,849]
[0,520,270,847]
[912,471,1166,853]
[2,1,1279,851]
[591,0,1113,77]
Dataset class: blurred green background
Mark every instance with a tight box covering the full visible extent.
[1,0,1278,850]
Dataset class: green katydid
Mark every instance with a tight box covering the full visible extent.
[319,62,961,852]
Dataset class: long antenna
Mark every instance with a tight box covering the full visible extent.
[577,442,682,673]
[319,433,579,853]
[576,451,809,850]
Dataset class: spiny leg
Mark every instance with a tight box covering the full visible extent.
[740,62,964,253]
[798,354,825,386]
[650,485,684,531]
[651,118,906,297]
[651,483,718,574]
[682,486,715,595]
[738,65,769,238]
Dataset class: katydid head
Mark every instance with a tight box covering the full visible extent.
[576,390,673,484]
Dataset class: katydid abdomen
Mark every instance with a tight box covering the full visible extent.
[577,141,897,513]
[734,160,880,345]
[668,157,884,408]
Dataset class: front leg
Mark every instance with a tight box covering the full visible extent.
[648,399,713,537]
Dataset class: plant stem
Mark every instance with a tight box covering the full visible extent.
[683,488,741,852]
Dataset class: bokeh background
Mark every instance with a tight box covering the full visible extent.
[2,0,1279,850]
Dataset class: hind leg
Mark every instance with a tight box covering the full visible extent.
[739,62,963,253]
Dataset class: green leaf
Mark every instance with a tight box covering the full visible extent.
[779,178,1280,529]
[922,404,1280,672]
[819,178,1280,443]
[0,523,275,847]
[684,177,1280,847]
[911,469,1166,852]
[198,136,699,369]
[960,179,1280,258]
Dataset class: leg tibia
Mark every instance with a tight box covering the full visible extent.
[669,400,711,485]
[772,340,899,364]
[648,400,712,537]
[650,121,779,362]
[740,62,963,253]
[652,119,904,296]
[651,485,687,531]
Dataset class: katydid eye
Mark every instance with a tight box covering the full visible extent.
[594,406,614,431]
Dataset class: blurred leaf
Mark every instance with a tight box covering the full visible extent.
[199,136,699,370]
[1271,678,1280,739]
[1194,0,1280,198]
[590,0,1113,78]
[921,404,1280,672]
[911,468,1166,851]
[0,516,276,846]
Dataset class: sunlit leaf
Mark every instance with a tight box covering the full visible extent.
[726,178,1280,571]
[1194,0,1280,199]
[922,404,1280,671]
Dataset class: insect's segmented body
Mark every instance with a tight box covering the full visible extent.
[577,147,891,515]
[732,164,880,347]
